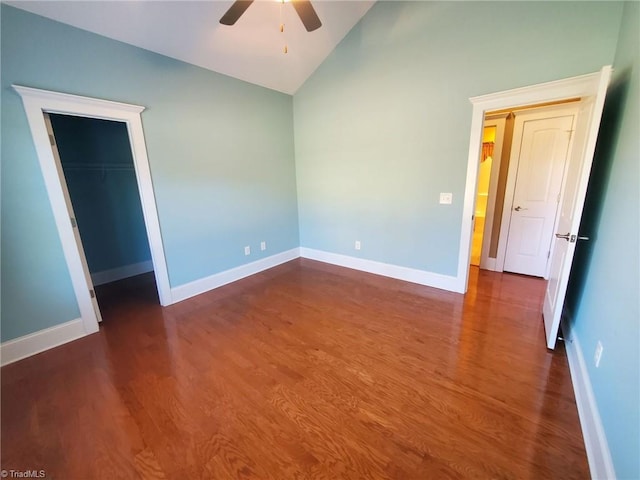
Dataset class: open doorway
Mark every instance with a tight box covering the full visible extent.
[470,125,496,266]
[470,101,580,278]
[470,114,508,269]
[46,113,157,319]
[459,66,611,349]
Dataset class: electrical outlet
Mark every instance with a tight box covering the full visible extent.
[260,241,266,251]
[439,192,453,205]
[355,240,361,250]
[244,246,250,256]
[594,341,603,368]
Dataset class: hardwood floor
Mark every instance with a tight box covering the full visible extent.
[1,259,589,479]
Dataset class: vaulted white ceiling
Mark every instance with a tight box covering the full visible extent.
[7,1,375,94]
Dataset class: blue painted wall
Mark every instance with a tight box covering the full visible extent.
[566,2,640,477]
[49,114,152,275]
[1,5,299,341]
[294,1,623,276]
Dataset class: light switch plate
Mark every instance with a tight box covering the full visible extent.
[440,192,453,205]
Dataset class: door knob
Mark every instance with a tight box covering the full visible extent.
[514,206,528,211]
[555,233,590,242]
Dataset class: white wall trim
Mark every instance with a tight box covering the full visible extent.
[0,318,86,366]
[300,248,460,292]
[171,248,301,303]
[564,332,616,480]
[10,85,145,113]
[13,85,173,338]
[1,246,456,364]
[457,68,612,294]
[91,260,154,286]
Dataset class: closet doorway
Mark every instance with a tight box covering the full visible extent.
[14,85,171,336]
[45,113,157,320]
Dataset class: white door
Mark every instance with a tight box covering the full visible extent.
[503,107,578,277]
[44,114,103,323]
[543,66,612,350]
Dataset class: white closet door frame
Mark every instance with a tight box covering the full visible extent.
[13,85,173,335]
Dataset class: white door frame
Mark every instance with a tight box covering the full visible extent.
[456,67,612,293]
[13,85,172,336]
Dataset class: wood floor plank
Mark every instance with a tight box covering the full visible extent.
[1,259,589,479]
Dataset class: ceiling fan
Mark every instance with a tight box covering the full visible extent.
[220,0,322,32]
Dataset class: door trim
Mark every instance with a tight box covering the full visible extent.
[457,67,612,293]
[13,85,172,336]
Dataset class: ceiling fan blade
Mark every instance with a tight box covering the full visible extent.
[220,0,254,26]
[291,0,322,32]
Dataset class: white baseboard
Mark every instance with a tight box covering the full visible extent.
[91,260,154,286]
[0,318,87,366]
[1,247,459,365]
[564,331,616,479]
[171,248,301,303]
[300,247,459,292]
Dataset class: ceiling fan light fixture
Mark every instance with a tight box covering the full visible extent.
[219,0,321,32]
